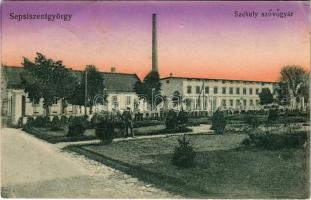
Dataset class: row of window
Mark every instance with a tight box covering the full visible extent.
[221,99,260,107]
[187,86,263,95]
[112,95,131,106]
[184,79,269,86]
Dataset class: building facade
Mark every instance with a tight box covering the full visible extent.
[161,76,276,112]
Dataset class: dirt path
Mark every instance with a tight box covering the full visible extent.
[1,128,181,198]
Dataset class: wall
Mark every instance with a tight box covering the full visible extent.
[160,78,184,97]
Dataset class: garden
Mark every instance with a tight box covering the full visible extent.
[61,109,310,198]
[66,132,309,198]
[21,110,211,144]
[20,107,310,198]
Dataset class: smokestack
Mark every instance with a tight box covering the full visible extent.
[152,13,158,72]
[170,72,173,77]
[111,67,116,73]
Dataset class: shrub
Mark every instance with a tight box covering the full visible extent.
[240,137,252,147]
[95,119,115,144]
[67,117,86,136]
[177,110,188,125]
[172,135,196,168]
[245,114,259,130]
[23,116,34,129]
[51,116,62,131]
[33,116,50,127]
[211,110,227,134]
[267,109,278,122]
[60,115,68,124]
[165,110,178,130]
[68,116,74,123]
[132,120,162,128]
[91,115,98,126]
[248,131,308,150]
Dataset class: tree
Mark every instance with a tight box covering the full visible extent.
[134,71,161,109]
[82,65,105,114]
[259,88,273,105]
[67,81,84,107]
[276,82,290,106]
[279,65,308,109]
[21,53,77,116]
[68,65,105,115]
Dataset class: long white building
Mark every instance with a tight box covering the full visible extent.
[160,76,276,112]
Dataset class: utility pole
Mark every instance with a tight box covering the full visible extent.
[84,70,88,116]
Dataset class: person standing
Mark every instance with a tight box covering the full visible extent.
[122,107,134,137]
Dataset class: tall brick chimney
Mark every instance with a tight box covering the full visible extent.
[152,13,158,72]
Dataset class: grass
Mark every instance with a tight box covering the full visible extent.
[23,127,96,144]
[65,133,309,198]
[24,124,193,143]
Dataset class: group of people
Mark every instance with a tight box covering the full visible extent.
[111,107,134,138]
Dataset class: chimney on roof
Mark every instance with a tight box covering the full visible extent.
[111,67,116,73]
[170,72,173,77]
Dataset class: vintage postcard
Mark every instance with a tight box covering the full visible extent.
[1,0,310,199]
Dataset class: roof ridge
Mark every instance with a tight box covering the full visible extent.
[161,76,276,83]
[3,65,138,76]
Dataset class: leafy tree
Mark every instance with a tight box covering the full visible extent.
[67,81,84,106]
[300,73,310,104]
[134,71,161,109]
[82,65,105,114]
[67,65,105,115]
[259,88,273,105]
[276,82,290,106]
[279,65,308,109]
[21,53,77,116]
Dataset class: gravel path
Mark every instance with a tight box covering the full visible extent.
[1,128,181,198]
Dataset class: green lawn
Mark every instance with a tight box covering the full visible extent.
[66,134,309,198]
[23,127,97,143]
[24,124,195,143]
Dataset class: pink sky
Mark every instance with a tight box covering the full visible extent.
[2,1,310,81]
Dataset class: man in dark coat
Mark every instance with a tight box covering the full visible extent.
[122,107,134,137]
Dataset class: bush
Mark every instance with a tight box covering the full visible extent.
[95,119,115,144]
[132,120,162,128]
[267,109,278,122]
[211,110,227,134]
[177,110,188,125]
[245,114,259,130]
[172,135,196,168]
[67,117,86,136]
[68,116,74,123]
[240,137,252,146]
[165,110,178,130]
[60,115,68,125]
[91,115,98,126]
[51,116,62,131]
[33,116,50,127]
[248,131,308,150]
[23,116,34,129]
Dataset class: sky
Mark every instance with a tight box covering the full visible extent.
[2,1,310,81]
